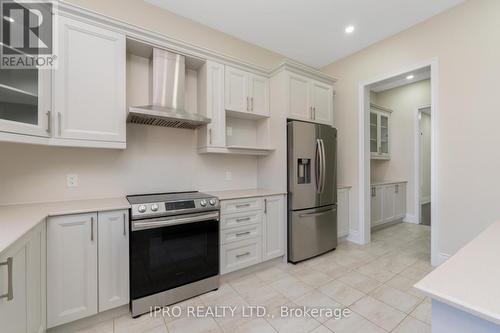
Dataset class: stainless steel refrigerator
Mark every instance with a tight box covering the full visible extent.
[287,120,337,263]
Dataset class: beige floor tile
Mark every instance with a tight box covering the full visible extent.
[208,294,253,332]
[410,301,431,324]
[114,314,167,333]
[230,318,278,333]
[270,275,313,300]
[399,261,434,280]
[255,267,288,282]
[161,296,205,324]
[313,261,352,279]
[72,320,114,333]
[309,325,333,333]
[266,302,322,333]
[229,274,267,295]
[293,290,342,323]
[370,285,421,313]
[166,316,222,333]
[385,275,426,299]
[200,283,239,305]
[350,296,406,331]
[338,271,382,294]
[291,268,334,288]
[323,310,386,333]
[331,253,367,270]
[318,280,365,306]
[355,262,397,283]
[242,284,290,310]
[392,316,431,333]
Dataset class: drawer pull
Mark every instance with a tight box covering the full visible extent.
[236,252,251,258]
[0,257,13,301]
[236,217,251,222]
[236,231,251,237]
[236,203,251,208]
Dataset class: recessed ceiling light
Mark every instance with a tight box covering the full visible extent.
[3,16,15,23]
[345,25,355,34]
[406,74,414,80]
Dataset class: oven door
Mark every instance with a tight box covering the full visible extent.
[130,211,219,301]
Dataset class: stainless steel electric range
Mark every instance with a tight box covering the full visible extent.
[127,191,220,317]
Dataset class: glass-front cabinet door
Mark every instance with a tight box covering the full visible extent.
[0,67,51,137]
[370,105,392,160]
[380,114,389,154]
[370,112,378,153]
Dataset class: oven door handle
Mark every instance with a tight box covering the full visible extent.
[132,211,219,231]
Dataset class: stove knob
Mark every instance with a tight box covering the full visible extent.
[151,203,159,212]
[138,205,147,213]
[200,200,207,207]
[209,199,216,206]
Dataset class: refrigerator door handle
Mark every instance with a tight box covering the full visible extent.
[319,139,326,193]
[315,139,321,193]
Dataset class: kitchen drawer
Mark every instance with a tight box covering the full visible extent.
[221,224,261,245]
[221,197,263,215]
[220,211,262,230]
[220,238,261,274]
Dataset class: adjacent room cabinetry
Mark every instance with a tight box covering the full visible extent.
[220,195,286,274]
[0,222,46,333]
[370,104,392,160]
[371,182,406,227]
[47,210,129,328]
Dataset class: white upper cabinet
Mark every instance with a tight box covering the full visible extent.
[47,213,98,328]
[225,66,269,116]
[370,104,392,160]
[98,210,129,312]
[286,72,334,125]
[0,66,52,138]
[198,61,226,148]
[54,16,126,144]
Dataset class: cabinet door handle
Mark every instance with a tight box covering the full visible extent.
[123,213,127,236]
[251,97,254,111]
[236,231,251,237]
[46,111,51,133]
[246,97,249,111]
[209,128,212,145]
[395,185,399,193]
[91,217,94,241]
[236,217,251,222]
[313,107,316,120]
[264,198,267,214]
[236,252,250,258]
[57,112,62,136]
[310,107,313,119]
[0,257,13,301]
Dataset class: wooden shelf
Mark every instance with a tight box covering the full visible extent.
[226,109,270,120]
[0,84,37,105]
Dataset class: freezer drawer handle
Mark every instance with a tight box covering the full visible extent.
[299,207,336,218]
[0,257,13,301]
[236,252,251,258]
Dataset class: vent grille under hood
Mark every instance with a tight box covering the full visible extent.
[128,49,210,129]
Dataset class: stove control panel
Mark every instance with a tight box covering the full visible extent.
[130,197,219,219]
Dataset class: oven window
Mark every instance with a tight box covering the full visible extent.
[130,219,219,300]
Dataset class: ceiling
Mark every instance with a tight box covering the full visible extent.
[371,66,431,93]
[145,0,464,68]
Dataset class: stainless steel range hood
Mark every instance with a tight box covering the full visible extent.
[128,48,210,129]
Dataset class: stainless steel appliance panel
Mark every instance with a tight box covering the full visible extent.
[288,205,337,263]
[318,126,337,207]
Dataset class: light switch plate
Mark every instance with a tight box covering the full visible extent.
[67,174,79,187]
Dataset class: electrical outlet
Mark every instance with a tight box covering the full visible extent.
[67,174,79,187]
[225,171,232,181]
[227,126,232,137]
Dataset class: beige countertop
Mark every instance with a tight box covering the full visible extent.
[415,220,500,325]
[206,188,286,200]
[371,180,407,186]
[0,197,130,253]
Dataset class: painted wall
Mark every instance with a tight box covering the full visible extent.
[322,0,500,256]
[420,112,431,203]
[370,80,431,219]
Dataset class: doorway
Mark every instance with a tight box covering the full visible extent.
[357,59,440,266]
[418,106,432,226]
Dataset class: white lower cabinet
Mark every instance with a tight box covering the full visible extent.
[0,222,46,333]
[337,187,351,237]
[47,209,129,328]
[371,182,406,227]
[220,194,286,274]
[98,210,129,312]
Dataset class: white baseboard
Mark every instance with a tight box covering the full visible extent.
[432,252,451,267]
[403,214,419,224]
[346,229,363,244]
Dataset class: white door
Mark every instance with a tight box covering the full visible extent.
[248,74,269,116]
[382,185,396,222]
[310,80,333,124]
[287,73,311,121]
[337,189,349,237]
[262,195,285,261]
[206,61,225,147]
[394,183,406,219]
[0,67,51,137]
[47,213,98,328]
[370,186,383,226]
[55,17,126,143]
[98,210,129,312]
[0,238,28,333]
[225,66,248,113]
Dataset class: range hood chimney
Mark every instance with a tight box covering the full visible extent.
[128,49,210,129]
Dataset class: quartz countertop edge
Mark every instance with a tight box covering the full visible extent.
[371,180,407,186]
[0,197,130,253]
[414,220,500,326]
[205,188,286,200]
